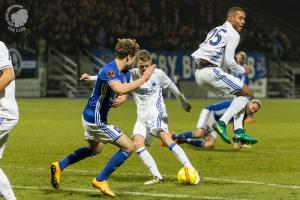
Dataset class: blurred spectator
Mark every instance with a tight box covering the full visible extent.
[0,0,294,58]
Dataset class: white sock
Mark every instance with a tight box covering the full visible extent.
[169,143,193,168]
[136,147,163,179]
[233,109,246,130]
[220,96,250,124]
[0,168,16,200]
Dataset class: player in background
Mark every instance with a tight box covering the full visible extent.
[171,99,261,149]
[0,41,19,200]
[191,7,256,144]
[235,51,255,123]
[81,50,200,185]
[50,39,155,197]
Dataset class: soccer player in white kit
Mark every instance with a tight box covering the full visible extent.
[128,50,200,185]
[0,41,19,200]
[191,7,256,144]
[81,50,200,185]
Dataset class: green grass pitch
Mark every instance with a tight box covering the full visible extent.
[2,98,300,200]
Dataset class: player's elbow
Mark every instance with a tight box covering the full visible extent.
[112,85,128,96]
[115,90,127,96]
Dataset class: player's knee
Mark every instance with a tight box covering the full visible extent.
[91,145,102,154]
[204,139,216,148]
[133,139,144,150]
[160,132,173,145]
[124,144,135,154]
[88,141,102,154]
[194,129,204,138]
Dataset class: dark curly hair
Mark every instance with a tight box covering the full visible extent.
[115,38,140,59]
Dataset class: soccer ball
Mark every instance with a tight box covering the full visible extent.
[177,167,200,185]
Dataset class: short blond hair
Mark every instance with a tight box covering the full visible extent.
[115,38,140,59]
[135,50,152,62]
[250,99,262,109]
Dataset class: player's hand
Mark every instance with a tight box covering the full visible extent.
[112,95,127,108]
[179,93,191,112]
[80,73,92,81]
[142,64,156,81]
[244,65,252,75]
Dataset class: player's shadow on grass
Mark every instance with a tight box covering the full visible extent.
[44,188,113,199]
[187,145,254,153]
[110,173,148,182]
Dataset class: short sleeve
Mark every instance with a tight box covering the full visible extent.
[157,69,172,89]
[0,42,12,69]
[99,65,121,83]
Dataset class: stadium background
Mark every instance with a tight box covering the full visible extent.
[1,1,300,200]
[1,0,300,99]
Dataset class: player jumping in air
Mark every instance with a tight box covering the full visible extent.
[191,7,256,144]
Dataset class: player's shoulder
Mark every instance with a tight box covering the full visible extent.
[98,60,119,80]
[154,68,166,75]
[101,61,117,74]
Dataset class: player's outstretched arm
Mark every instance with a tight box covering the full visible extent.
[80,73,97,81]
[0,67,15,91]
[167,82,191,112]
[109,64,156,95]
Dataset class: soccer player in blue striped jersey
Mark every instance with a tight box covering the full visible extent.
[50,39,155,197]
[172,99,261,149]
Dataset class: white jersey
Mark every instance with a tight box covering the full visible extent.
[0,41,19,120]
[191,21,245,75]
[130,68,172,122]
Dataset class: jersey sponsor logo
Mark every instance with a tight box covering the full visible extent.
[107,71,115,78]
[135,88,156,95]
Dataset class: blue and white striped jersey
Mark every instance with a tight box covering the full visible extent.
[191,21,245,75]
[206,100,232,121]
[82,60,130,125]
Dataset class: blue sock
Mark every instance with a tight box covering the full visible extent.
[183,138,205,148]
[96,150,131,181]
[173,131,193,140]
[59,147,95,171]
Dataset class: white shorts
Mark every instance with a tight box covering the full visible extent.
[132,115,169,146]
[0,118,18,159]
[195,67,244,96]
[82,116,123,144]
[196,112,217,140]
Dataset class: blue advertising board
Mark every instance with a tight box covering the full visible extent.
[92,49,268,81]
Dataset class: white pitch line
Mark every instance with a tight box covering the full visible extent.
[12,185,248,200]
[2,164,300,189]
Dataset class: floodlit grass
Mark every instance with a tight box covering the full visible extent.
[2,98,300,200]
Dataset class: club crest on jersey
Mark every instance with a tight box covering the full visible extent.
[107,71,115,78]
